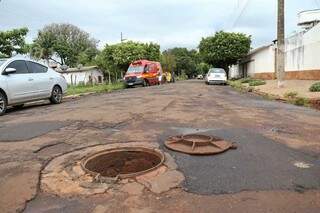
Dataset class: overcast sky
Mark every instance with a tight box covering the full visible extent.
[0,0,318,50]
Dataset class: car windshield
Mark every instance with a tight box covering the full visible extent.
[0,59,8,67]
[127,65,144,73]
[209,68,225,74]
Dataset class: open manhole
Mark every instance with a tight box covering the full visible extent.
[165,134,236,155]
[81,147,165,179]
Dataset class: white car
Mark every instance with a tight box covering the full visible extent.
[197,74,204,80]
[205,68,227,85]
[0,57,67,116]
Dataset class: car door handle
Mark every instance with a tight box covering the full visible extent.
[49,77,54,80]
[28,78,34,81]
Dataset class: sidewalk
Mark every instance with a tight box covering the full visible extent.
[255,80,320,99]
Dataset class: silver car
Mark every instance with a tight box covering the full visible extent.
[0,57,67,116]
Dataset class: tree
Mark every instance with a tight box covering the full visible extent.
[97,41,161,83]
[0,28,29,57]
[196,62,210,76]
[199,31,251,77]
[31,23,98,67]
[163,48,198,78]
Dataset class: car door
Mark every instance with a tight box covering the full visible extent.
[5,60,38,104]
[26,61,52,98]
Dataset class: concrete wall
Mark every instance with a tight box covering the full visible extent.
[238,23,320,80]
[286,24,320,72]
[247,46,275,76]
[62,69,104,85]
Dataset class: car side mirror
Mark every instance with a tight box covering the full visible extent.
[4,67,16,75]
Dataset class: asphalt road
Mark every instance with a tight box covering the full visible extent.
[0,80,320,213]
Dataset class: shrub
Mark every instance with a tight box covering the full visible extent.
[284,91,298,99]
[249,80,266,86]
[294,97,309,106]
[240,78,252,84]
[309,82,320,92]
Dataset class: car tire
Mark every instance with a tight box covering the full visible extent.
[0,91,7,116]
[50,85,63,104]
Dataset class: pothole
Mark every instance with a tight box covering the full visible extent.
[41,142,184,197]
[165,134,237,155]
[81,147,165,178]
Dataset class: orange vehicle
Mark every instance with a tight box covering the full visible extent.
[124,60,163,87]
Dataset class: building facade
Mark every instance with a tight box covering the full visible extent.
[231,9,320,80]
[57,66,104,85]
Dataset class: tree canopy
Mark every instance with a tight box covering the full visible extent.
[96,41,160,83]
[0,28,29,57]
[199,31,251,73]
[31,23,98,67]
[162,48,199,78]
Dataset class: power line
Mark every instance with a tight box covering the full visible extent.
[231,0,251,29]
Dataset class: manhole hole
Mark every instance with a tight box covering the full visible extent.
[81,147,165,179]
[165,134,236,155]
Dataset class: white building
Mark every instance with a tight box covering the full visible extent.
[57,66,104,85]
[231,9,320,80]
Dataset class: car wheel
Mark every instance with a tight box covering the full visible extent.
[0,91,7,116]
[50,86,63,104]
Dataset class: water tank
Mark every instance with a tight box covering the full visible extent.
[298,9,320,29]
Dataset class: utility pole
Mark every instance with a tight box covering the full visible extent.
[120,32,127,43]
[277,0,285,88]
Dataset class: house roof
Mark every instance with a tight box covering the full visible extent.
[57,66,100,73]
[247,44,273,56]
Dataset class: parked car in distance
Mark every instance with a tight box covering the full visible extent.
[0,57,67,116]
[124,60,163,87]
[197,74,204,80]
[205,68,227,85]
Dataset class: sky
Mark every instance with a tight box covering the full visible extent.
[0,0,318,50]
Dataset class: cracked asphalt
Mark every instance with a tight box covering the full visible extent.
[0,80,320,213]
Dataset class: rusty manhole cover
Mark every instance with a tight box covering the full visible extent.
[165,134,236,155]
[81,147,165,179]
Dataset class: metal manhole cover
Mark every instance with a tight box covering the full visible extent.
[165,134,236,155]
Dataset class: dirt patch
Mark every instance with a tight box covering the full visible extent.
[255,80,320,99]
[0,161,41,213]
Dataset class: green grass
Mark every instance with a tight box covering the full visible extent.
[284,91,298,99]
[248,79,266,86]
[67,82,125,96]
[309,82,320,92]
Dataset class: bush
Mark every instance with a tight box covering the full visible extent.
[309,82,320,92]
[249,80,266,86]
[294,97,309,106]
[284,91,298,99]
[240,78,252,84]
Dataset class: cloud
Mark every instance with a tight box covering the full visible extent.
[0,0,317,50]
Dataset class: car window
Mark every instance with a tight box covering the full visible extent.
[6,60,29,74]
[26,61,48,73]
[209,69,225,74]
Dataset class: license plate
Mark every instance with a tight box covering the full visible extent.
[215,75,220,78]
[128,83,134,86]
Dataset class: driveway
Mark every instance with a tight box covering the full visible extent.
[0,80,320,213]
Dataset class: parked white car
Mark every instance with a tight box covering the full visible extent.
[197,74,204,80]
[205,68,227,85]
[0,57,67,116]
